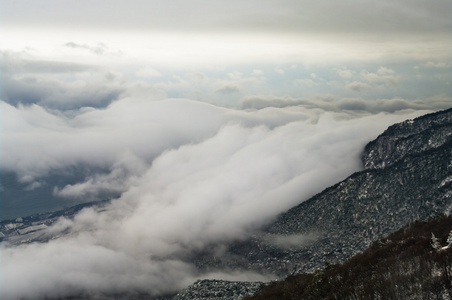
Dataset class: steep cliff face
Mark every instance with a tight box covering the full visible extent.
[173,108,452,299]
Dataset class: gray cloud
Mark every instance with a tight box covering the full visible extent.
[65,42,107,55]
[52,151,146,200]
[345,67,399,92]
[241,95,451,114]
[1,237,197,299]
[216,85,240,94]
[361,67,399,86]
[3,1,451,36]
[335,68,355,79]
[337,96,452,113]
[0,53,124,109]
[346,81,373,92]
[0,97,311,188]
[241,95,336,111]
[0,53,168,110]
[1,53,96,74]
[65,42,122,56]
[1,74,125,109]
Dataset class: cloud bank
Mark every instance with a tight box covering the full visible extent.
[0,95,428,299]
[241,95,452,113]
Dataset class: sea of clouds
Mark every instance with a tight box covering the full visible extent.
[0,91,430,298]
[2,45,449,298]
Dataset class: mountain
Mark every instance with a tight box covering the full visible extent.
[172,108,452,299]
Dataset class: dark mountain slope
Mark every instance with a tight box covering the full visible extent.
[246,215,452,300]
[190,109,452,277]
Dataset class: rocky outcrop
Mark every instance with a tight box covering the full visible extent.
[362,108,452,169]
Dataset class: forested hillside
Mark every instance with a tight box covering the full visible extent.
[246,215,452,300]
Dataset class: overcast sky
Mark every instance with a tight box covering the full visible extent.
[3,0,452,35]
[1,0,451,108]
[1,1,451,299]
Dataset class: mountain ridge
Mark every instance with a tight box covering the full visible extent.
[362,107,452,169]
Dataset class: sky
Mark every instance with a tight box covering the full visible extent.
[0,0,451,299]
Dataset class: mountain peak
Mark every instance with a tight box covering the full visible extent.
[362,108,452,169]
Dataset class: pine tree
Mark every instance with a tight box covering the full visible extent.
[431,233,441,251]
[446,230,452,247]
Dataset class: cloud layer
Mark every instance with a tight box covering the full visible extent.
[3,0,452,36]
[240,94,451,113]
[0,97,312,185]
[0,95,428,299]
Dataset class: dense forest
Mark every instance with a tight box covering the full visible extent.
[246,215,452,300]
